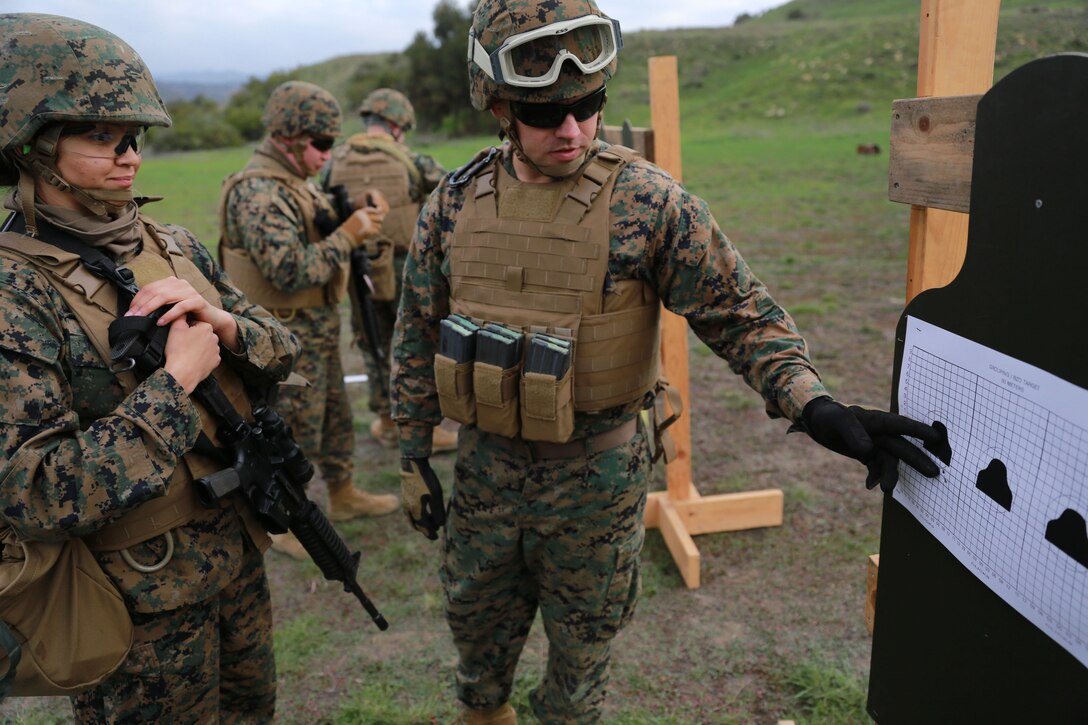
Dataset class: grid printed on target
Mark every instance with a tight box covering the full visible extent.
[898,348,973,528]
[964,376,1048,588]
[1024,413,1088,646]
[900,346,1087,649]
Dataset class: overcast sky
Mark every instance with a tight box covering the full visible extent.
[14,0,788,78]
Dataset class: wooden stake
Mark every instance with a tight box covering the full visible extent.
[906,0,1001,302]
[644,56,784,589]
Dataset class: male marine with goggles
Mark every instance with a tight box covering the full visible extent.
[391,1,945,722]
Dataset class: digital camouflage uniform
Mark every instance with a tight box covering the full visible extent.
[322,89,445,418]
[219,85,360,497]
[391,141,828,723]
[398,1,946,720]
[0,13,300,721]
[0,219,298,721]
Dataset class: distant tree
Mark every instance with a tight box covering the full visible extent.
[151,96,243,151]
[223,71,297,141]
[404,0,488,135]
[345,56,410,116]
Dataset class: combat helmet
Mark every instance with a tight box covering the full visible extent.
[468,0,622,111]
[0,13,172,230]
[262,81,343,139]
[359,88,416,133]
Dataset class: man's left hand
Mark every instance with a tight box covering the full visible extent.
[792,396,947,493]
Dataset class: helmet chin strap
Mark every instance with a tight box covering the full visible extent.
[10,127,134,236]
[270,136,311,178]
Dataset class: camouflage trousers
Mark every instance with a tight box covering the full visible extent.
[70,543,275,723]
[441,423,649,724]
[351,249,407,417]
[274,305,353,489]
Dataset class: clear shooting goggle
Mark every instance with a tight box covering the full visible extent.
[469,14,623,88]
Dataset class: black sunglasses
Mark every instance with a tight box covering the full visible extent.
[309,136,335,152]
[510,86,606,129]
[61,123,144,156]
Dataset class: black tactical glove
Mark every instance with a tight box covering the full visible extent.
[791,396,948,493]
[399,457,446,540]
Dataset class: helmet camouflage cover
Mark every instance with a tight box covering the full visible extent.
[262,80,343,138]
[359,88,416,132]
[468,0,618,111]
[0,13,171,153]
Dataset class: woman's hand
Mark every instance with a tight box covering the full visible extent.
[162,317,221,395]
[127,277,240,352]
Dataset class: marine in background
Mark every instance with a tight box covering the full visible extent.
[322,88,457,453]
[219,81,399,561]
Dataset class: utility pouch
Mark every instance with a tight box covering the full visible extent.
[325,261,351,306]
[368,240,396,302]
[435,353,476,425]
[520,332,575,443]
[0,528,133,697]
[473,360,522,437]
[520,366,575,443]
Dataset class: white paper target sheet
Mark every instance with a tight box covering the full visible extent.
[894,316,1088,666]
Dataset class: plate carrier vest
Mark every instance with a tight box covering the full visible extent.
[444,146,662,442]
[0,218,264,554]
[326,132,421,251]
[218,158,347,312]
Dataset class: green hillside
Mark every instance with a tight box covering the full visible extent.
[8,2,1088,724]
[283,0,1085,133]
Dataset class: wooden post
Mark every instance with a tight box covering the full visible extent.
[642,56,784,589]
[870,0,1001,633]
[905,0,1001,302]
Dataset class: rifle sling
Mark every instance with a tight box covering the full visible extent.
[0,215,234,550]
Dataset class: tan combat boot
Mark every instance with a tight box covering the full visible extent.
[431,423,459,454]
[269,531,309,561]
[369,414,398,449]
[327,481,399,521]
[452,703,517,725]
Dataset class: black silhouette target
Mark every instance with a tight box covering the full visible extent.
[867,54,1088,724]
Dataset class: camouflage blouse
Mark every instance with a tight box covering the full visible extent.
[390,141,828,458]
[0,222,299,540]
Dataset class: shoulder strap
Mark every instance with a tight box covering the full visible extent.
[449,146,501,188]
[0,215,139,312]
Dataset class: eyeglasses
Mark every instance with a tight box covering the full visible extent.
[509,86,607,129]
[470,15,622,88]
[61,124,145,158]
[309,136,335,152]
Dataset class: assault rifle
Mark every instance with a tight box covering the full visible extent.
[317,184,389,386]
[108,306,388,631]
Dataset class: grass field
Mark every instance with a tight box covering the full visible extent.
[2,2,1085,723]
[0,115,909,725]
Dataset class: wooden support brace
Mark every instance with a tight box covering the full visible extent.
[889,94,981,213]
[866,554,880,635]
[905,0,1000,302]
[646,491,702,588]
[640,55,785,590]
